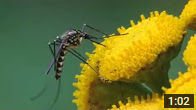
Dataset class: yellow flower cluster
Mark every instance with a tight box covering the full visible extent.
[72,60,98,109]
[73,0,196,110]
[73,11,185,109]
[111,94,163,110]
[99,11,185,81]
[111,68,196,110]
[180,0,196,30]
[164,68,196,96]
[111,34,196,110]
[183,34,196,68]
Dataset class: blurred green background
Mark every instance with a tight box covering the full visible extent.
[0,0,195,110]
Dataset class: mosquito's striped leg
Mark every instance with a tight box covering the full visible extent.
[56,36,61,42]
[30,83,48,101]
[53,40,57,71]
[88,36,104,39]
[45,43,63,75]
[82,24,109,37]
[81,24,85,32]
[71,49,87,61]
[48,41,61,57]
[48,41,58,71]
[49,78,61,109]
[48,42,55,56]
[87,38,105,47]
[109,33,128,37]
[55,36,63,44]
[48,42,60,55]
[67,49,98,74]
[82,24,129,38]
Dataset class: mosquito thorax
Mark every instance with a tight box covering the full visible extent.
[60,30,84,48]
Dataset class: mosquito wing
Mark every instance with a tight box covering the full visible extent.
[45,43,63,75]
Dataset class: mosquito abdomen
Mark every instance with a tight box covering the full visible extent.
[55,46,67,80]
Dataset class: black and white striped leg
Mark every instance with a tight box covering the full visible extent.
[87,38,105,47]
[67,49,98,74]
[71,49,87,61]
[48,40,59,71]
[53,41,57,71]
[49,78,61,109]
[48,41,60,59]
[48,43,55,56]
[56,36,61,41]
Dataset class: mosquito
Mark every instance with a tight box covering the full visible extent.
[32,24,126,109]
[31,24,109,108]
[46,24,109,79]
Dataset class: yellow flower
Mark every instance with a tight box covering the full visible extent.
[164,69,196,94]
[72,58,98,110]
[73,1,195,110]
[109,34,196,110]
[72,11,186,110]
[111,68,196,110]
[183,34,196,69]
[95,11,186,94]
[163,68,196,110]
[180,0,196,30]
[99,11,185,82]
[73,65,152,110]
[111,94,163,110]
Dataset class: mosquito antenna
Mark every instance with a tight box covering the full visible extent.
[48,79,61,110]
[67,49,98,74]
